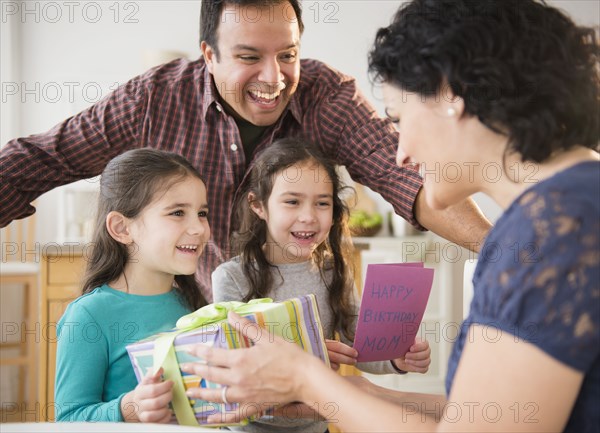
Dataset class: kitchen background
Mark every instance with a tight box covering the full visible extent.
[1,0,598,412]
[2,0,598,243]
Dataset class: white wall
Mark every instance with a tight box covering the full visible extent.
[2,0,598,241]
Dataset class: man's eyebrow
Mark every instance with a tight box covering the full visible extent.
[232,44,259,52]
[232,43,298,52]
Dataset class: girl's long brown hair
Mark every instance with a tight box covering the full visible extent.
[232,138,356,340]
[82,148,207,311]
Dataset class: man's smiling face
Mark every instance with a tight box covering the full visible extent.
[202,2,301,126]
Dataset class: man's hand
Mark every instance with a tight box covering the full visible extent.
[414,188,492,253]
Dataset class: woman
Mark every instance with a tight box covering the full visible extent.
[182,1,599,431]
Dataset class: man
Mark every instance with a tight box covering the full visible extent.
[0,0,490,301]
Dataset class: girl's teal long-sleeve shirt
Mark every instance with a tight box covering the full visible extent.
[54,284,190,422]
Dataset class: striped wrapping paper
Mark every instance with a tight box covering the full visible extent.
[126,294,330,425]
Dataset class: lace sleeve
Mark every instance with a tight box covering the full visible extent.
[470,188,600,372]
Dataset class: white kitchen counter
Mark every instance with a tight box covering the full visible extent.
[2,422,217,432]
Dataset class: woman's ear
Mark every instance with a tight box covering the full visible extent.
[106,211,132,244]
[248,193,266,220]
[438,89,465,119]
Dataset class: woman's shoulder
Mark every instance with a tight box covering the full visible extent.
[488,162,599,248]
[516,161,599,215]
[477,162,599,301]
[473,164,599,368]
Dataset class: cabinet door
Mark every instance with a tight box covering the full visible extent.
[40,253,84,421]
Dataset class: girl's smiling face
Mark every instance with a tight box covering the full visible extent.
[251,159,334,264]
[127,176,211,287]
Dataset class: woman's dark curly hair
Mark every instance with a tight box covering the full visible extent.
[369,0,599,163]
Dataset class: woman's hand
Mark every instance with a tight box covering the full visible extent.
[391,338,431,374]
[180,311,315,424]
[120,368,173,423]
[325,339,358,370]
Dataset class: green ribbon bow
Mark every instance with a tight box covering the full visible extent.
[153,298,274,426]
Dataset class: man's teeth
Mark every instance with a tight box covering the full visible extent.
[177,245,197,251]
[249,89,281,100]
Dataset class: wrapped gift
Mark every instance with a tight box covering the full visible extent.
[126,295,330,426]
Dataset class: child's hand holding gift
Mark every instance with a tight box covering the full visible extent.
[120,367,174,423]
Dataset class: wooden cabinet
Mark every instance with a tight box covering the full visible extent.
[39,248,85,421]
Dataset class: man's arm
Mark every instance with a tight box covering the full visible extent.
[414,189,491,253]
[0,78,146,227]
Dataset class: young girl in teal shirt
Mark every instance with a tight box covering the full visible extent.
[55,148,210,423]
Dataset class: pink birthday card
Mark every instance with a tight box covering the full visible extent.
[353,263,434,362]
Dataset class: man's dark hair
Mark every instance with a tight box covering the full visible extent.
[369,0,599,163]
[200,0,304,60]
